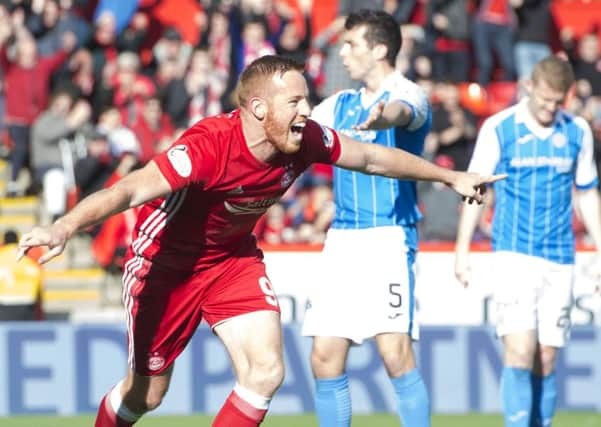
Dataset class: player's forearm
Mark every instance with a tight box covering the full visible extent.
[54,185,135,238]
[366,143,456,184]
[577,188,601,256]
[54,163,170,238]
[370,102,411,129]
[455,201,484,255]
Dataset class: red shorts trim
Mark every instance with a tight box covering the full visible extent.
[121,255,280,375]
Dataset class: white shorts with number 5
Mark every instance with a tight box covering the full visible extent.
[492,251,574,347]
[301,226,419,344]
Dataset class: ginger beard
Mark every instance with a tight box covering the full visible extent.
[264,101,304,155]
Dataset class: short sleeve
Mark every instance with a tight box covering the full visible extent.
[386,74,430,131]
[310,92,341,127]
[574,117,599,190]
[468,117,501,175]
[300,119,342,164]
[153,127,218,192]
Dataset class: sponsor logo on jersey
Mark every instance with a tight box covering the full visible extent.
[167,145,192,177]
[224,198,278,215]
[147,355,165,371]
[319,124,334,148]
[510,156,572,170]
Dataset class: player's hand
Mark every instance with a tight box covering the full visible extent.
[450,172,507,204]
[17,223,70,264]
[354,100,385,130]
[454,252,471,288]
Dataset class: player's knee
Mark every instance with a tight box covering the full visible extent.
[248,356,285,395]
[310,350,345,378]
[534,347,557,376]
[124,383,168,413]
[380,350,415,377]
[504,345,536,368]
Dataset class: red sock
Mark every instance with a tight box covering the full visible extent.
[95,393,135,427]
[212,390,268,427]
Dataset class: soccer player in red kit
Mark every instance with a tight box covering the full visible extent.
[17,55,504,427]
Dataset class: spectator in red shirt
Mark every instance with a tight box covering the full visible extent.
[129,95,174,165]
[0,22,75,196]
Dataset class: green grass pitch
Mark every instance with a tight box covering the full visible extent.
[0,413,599,426]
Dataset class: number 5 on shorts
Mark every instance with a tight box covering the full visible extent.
[389,283,402,308]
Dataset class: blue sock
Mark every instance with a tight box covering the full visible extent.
[390,368,431,427]
[501,367,533,427]
[314,374,351,427]
[530,373,557,427]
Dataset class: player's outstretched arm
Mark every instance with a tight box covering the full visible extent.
[17,161,172,264]
[335,133,505,202]
[353,100,412,130]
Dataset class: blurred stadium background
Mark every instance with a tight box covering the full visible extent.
[1,0,601,424]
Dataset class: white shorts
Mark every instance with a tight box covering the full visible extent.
[492,251,574,347]
[301,226,419,344]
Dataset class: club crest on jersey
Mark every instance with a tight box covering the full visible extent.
[319,124,334,148]
[552,133,567,148]
[281,163,294,187]
[167,145,192,177]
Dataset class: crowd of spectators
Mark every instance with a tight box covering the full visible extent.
[0,0,600,266]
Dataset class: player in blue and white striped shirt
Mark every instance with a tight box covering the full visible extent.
[455,56,601,427]
[302,9,431,427]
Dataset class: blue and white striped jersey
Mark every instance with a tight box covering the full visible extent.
[468,100,599,264]
[311,71,431,231]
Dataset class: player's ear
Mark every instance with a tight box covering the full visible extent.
[250,97,267,120]
[373,44,388,62]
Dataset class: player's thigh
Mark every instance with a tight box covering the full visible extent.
[202,256,280,328]
[122,260,206,376]
[492,252,540,336]
[214,310,284,391]
[537,261,574,348]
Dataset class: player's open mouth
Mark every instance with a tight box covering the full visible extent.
[290,122,306,134]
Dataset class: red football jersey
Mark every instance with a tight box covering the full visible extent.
[127,110,341,270]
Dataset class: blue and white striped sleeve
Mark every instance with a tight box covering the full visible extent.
[574,116,599,190]
[468,116,501,175]
[387,75,429,132]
